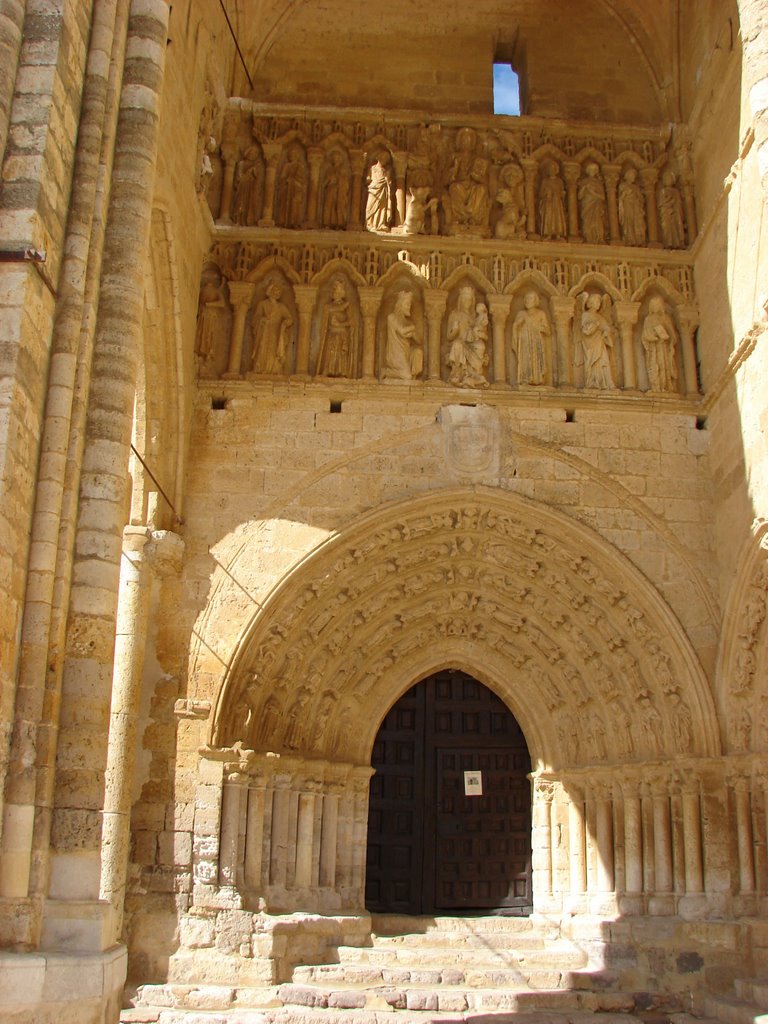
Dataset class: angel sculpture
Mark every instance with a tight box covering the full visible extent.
[575,291,617,389]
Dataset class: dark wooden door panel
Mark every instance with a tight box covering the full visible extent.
[366,670,532,915]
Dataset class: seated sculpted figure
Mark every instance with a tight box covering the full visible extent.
[445,128,491,234]
[495,162,527,240]
[446,286,490,388]
[383,291,423,380]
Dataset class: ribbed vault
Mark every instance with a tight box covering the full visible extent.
[213,488,719,769]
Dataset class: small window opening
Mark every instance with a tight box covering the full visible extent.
[695,416,708,431]
[565,409,576,423]
[330,400,343,414]
[211,396,228,410]
[493,63,520,116]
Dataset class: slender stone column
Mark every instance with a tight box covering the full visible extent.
[48,0,170,913]
[595,787,615,892]
[550,296,575,386]
[563,163,581,240]
[677,306,700,395]
[487,294,512,384]
[219,773,247,888]
[259,143,281,226]
[294,285,318,376]
[359,287,383,379]
[615,301,640,389]
[424,291,448,381]
[218,142,238,223]
[295,791,316,887]
[639,168,661,245]
[224,281,256,377]
[393,150,408,225]
[522,158,538,236]
[734,780,755,893]
[623,789,644,893]
[682,785,704,893]
[603,164,621,243]
[305,148,324,228]
[653,789,673,894]
[270,781,291,888]
[320,791,339,889]
[681,180,698,243]
[568,794,587,895]
[244,780,266,890]
[349,150,366,230]
[100,528,183,934]
[532,779,554,896]
[640,782,655,894]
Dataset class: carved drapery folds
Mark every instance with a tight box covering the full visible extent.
[194,243,697,393]
[207,108,696,250]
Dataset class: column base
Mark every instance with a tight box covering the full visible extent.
[0,945,126,1024]
[40,898,117,954]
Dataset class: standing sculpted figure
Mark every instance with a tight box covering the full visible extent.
[365,151,393,231]
[617,166,646,245]
[578,161,607,243]
[316,277,357,377]
[538,159,567,239]
[575,292,616,389]
[231,145,263,225]
[276,145,307,228]
[250,278,294,375]
[320,149,350,229]
[641,296,679,392]
[512,291,550,385]
[446,286,490,388]
[195,265,229,374]
[658,170,686,248]
[383,291,423,380]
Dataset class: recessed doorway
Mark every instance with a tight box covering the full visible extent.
[365,670,532,915]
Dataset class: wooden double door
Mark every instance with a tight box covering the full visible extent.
[365,670,532,915]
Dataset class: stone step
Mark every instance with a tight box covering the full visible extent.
[329,942,583,970]
[370,913,546,936]
[276,984,638,1016]
[734,975,768,1005]
[121,1011,270,1024]
[366,931,550,950]
[702,992,768,1024]
[126,984,282,1014]
[292,953,586,988]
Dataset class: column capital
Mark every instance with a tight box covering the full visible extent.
[424,289,448,318]
[486,293,513,314]
[563,161,581,184]
[614,300,641,325]
[358,286,384,317]
[676,304,700,329]
[602,163,621,185]
[550,295,575,321]
[639,166,660,190]
[262,141,282,166]
[147,529,185,577]
[227,280,256,307]
[293,283,319,313]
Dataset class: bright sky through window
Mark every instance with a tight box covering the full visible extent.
[493,63,520,115]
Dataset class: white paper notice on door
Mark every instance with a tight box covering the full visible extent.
[463,770,483,796]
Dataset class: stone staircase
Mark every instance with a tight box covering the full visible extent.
[124,913,768,1024]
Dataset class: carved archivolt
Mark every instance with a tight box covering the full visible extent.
[211,489,719,770]
[718,521,768,753]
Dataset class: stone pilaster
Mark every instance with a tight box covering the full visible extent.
[224,281,256,378]
[359,287,383,380]
[563,162,581,241]
[293,285,318,376]
[615,300,640,389]
[550,296,575,386]
[487,294,512,384]
[424,290,447,381]
[259,143,281,227]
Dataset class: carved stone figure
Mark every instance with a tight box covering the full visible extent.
[538,159,567,239]
[251,278,294,374]
[195,264,229,374]
[658,170,686,249]
[641,297,679,392]
[316,277,358,377]
[276,145,308,228]
[617,166,646,246]
[383,290,423,380]
[447,287,490,388]
[575,291,616,389]
[511,291,550,385]
[232,145,263,225]
[196,92,219,195]
[320,149,350,229]
[400,186,437,235]
[445,127,491,234]
[283,686,312,749]
[494,162,526,239]
[365,151,393,231]
[578,161,607,243]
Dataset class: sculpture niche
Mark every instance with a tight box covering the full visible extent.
[575,291,617,389]
[316,277,359,378]
[511,291,551,385]
[250,278,294,375]
[641,297,680,393]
